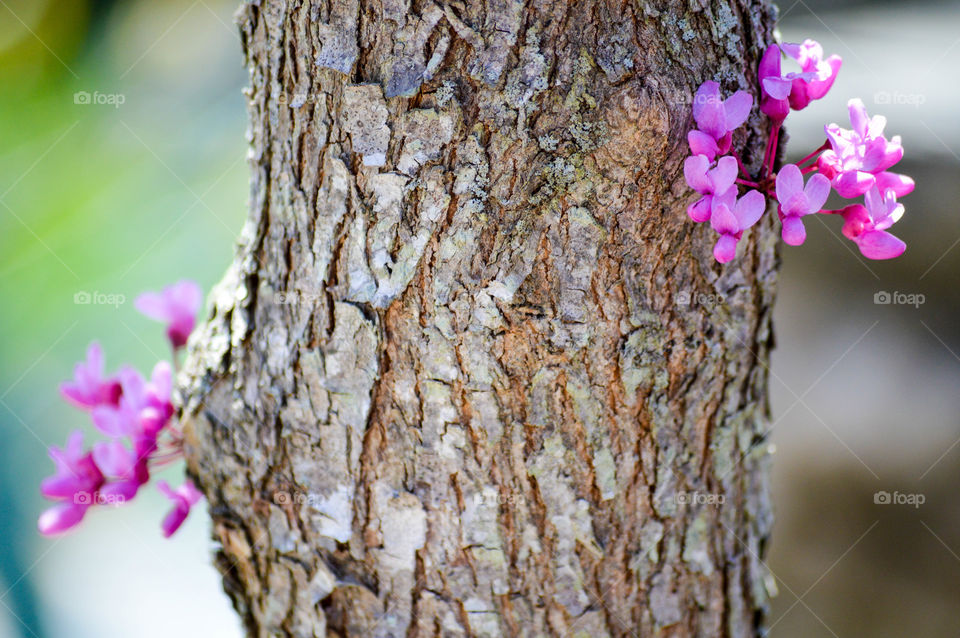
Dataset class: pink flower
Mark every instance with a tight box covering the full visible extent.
[818,99,904,197]
[775,164,831,245]
[135,280,203,349]
[840,186,906,259]
[93,440,149,501]
[60,342,121,410]
[38,431,104,535]
[759,42,840,120]
[158,480,203,538]
[781,40,842,111]
[709,189,767,263]
[690,81,753,157]
[759,45,809,121]
[684,155,739,222]
[91,367,148,438]
[91,363,173,439]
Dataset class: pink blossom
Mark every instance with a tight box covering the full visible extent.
[759,45,809,121]
[684,155,739,222]
[781,40,842,110]
[91,367,148,438]
[759,42,840,120]
[91,363,173,439]
[158,480,203,538]
[135,280,203,349]
[690,81,753,157]
[775,164,831,245]
[60,342,121,410]
[38,431,104,535]
[840,186,906,259]
[709,189,767,263]
[818,99,904,197]
[93,440,148,501]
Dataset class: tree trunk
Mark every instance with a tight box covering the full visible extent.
[180,1,780,636]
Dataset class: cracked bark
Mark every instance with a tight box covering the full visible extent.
[180,1,781,636]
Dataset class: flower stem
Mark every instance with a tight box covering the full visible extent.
[731,150,752,180]
[763,123,781,178]
[796,140,831,167]
[736,178,761,188]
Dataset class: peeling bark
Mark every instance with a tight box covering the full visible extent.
[181,1,781,636]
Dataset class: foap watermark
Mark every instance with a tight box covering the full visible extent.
[274,290,324,305]
[663,86,723,109]
[873,90,925,108]
[874,290,925,308]
[472,491,526,508]
[73,91,126,108]
[675,291,726,308]
[874,490,925,508]
[75,491,126,506]
[74,290,126,308]
[675,491,725,506]
[272,490,310,506]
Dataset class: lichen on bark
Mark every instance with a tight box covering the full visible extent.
[180,1,781,636]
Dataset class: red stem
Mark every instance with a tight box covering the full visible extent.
[763,123,781,178]
[731,150,752,179]
[796,140,831,167]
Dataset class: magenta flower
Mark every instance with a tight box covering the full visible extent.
[759,45,809,121]
[38,431,104,535]
[759,42,840,120]
[60,342,121,410]
[93,440,148,501]
[92,362,173,439]
[781,40,842,111]
[690,81,753,157]
[709,189,767,263]
[840,186,906,259]
[91,367,147,438]
[158,480,203,538]
[684,155,739,222]
[775,164,831,245]
[135,280,203,349]
[818,99,904,197]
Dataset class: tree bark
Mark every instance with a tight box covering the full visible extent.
[180,1,780,636]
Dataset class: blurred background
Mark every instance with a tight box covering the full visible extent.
[0,1,957,636]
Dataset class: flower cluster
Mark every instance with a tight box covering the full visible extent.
[39,280,204,538]
[684,39,912,262]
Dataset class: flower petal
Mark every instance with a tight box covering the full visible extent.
[781,216,807,246]
[134,292,170,322]
[857,230,906,260]
[710,202,739,235]
[734,189,766,229]
[724,91,753,131]
[775,164,803,206]
[710,156,739,193]
[847,99,870,137]
[38,503,88,536]
[684,155,711,193]
[693,81,725,139]
[763,76,793,100]
[714,234,738,263]
[804,173,832,213]
[688,130,719,161]
[875,171,915,197]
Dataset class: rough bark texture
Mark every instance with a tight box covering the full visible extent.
[180,1,781,636]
